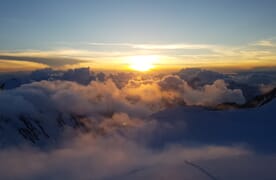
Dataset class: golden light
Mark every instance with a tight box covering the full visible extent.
[129,55,158,71]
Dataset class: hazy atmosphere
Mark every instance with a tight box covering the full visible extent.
[0,1,276,180]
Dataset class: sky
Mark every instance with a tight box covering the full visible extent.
[1,0,276,71]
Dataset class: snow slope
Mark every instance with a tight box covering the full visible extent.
[152,99,276,153]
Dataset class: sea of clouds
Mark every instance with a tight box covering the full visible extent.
[0,67,276,179]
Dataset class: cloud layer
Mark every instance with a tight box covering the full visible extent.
[1,38,276,71]
[0,68,275,179]
[0,135,255,180]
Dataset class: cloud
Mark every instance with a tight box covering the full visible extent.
[0,67,99,89]
[0,133,253,180]
[0,68,247,149]
[88,42,215,50]
[176,68,227,87]
[0,68,246,115]
[0,68,275,179]
[158,75,245,106]
[2,38,276,71]
[0,60,48,72]
[132,44,216,51]
[1,121,274,180]
[186,79,245,106]
[0,55,85,67]
[62,67,96,84]
[252,40,276,47]
[86,41,276,69]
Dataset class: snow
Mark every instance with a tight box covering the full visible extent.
[152,100,276,153]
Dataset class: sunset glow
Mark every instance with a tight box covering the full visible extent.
[129,55,158,71]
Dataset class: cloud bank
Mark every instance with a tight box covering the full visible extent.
[0,135,255,180]
[0,68,275,179]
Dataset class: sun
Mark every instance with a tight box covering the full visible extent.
[129,55,158,72]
